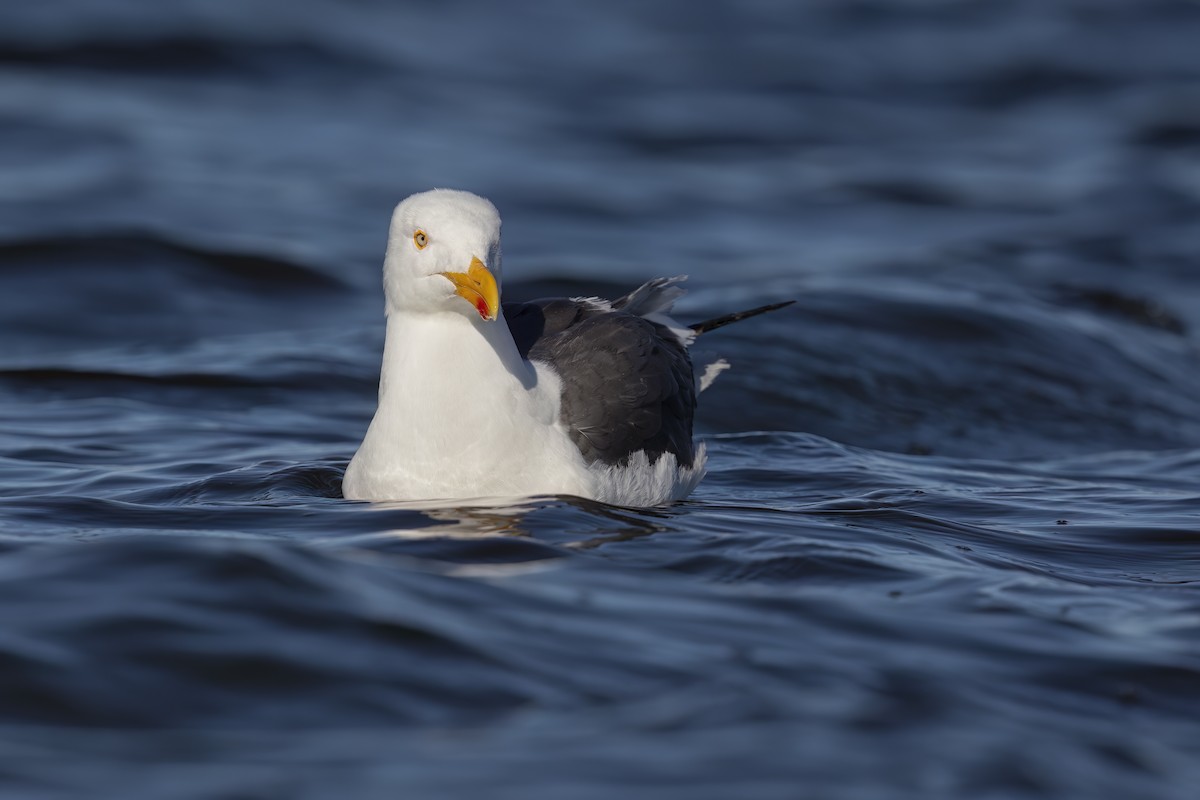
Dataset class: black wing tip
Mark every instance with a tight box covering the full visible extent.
[689,299,796,335]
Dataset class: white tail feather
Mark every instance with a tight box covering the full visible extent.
[698,359,730,392]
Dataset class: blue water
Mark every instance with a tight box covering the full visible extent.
[2,1,1200,797]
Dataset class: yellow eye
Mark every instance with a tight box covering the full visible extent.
[413,230,428,250]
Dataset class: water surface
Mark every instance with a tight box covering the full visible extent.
[2,2,1199,797]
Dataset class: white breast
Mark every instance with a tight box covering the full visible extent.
[343,311,595,502]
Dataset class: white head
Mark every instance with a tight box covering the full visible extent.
[382,189,503,321]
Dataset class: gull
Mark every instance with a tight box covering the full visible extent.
[343,189,790,506]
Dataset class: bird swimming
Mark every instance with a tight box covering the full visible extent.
[342,189,791,506]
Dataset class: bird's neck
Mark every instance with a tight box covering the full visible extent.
[378,310,534,405]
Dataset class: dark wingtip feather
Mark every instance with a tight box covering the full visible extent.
[689,300,796,335]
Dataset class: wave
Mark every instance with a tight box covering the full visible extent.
[690,283,1200,458]
[0,231,357,348]
[0,230,345,291]
[0,35,387,80]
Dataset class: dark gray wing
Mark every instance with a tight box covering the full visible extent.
[504,298,696,468]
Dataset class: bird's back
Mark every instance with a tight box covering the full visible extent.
[504,295,697,470]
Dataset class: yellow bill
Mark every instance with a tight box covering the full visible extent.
[441,257,499,321]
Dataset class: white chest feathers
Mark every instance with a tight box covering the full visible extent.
[343,312,595,502]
